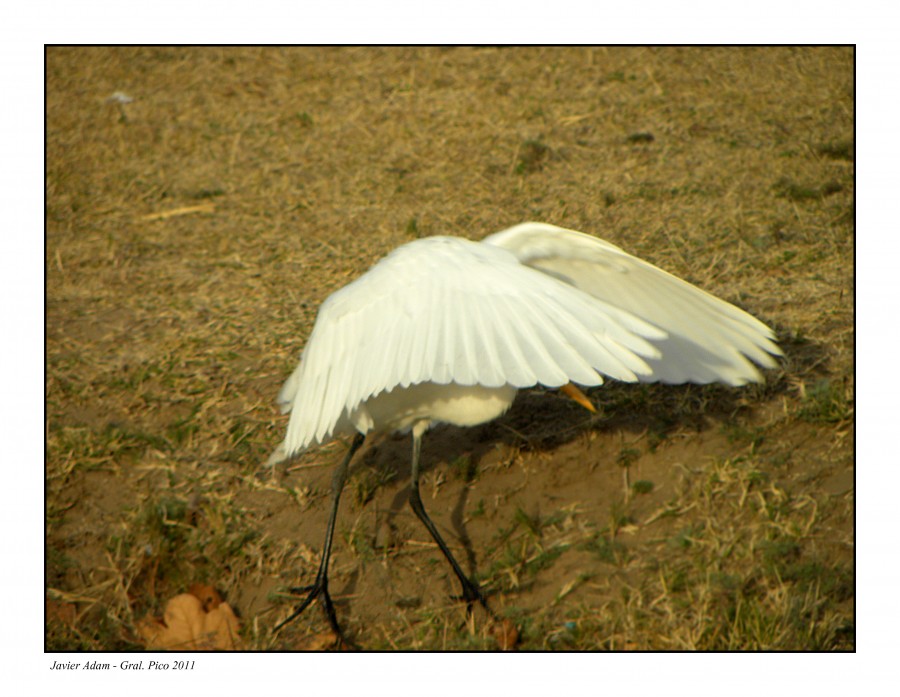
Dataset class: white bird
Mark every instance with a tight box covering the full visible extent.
[271,221,781,642]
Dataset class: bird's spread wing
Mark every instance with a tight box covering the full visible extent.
[277,236,668,453]
[483,222,782,386]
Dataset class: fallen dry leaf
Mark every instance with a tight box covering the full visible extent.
[294,629,341,651]
[46,599,77,627]
[491,619,520,651]
[189,583,222,612]
[138,593,241,650]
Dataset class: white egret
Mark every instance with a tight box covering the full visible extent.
[270,221,781,642]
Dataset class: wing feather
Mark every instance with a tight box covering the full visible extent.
[484,222,781,386]
[279,235,665,454]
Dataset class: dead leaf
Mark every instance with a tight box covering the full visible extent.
[491,619,520,650]
[138,593,241,650]
[189,583,222,611]
[294,629,340,651]
[46,599,77,627]
[201,604,241,650]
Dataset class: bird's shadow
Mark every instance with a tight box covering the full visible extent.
[346,325,826,584]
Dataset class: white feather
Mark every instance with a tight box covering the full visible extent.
[274,224,780,459]
[484,222,782,386]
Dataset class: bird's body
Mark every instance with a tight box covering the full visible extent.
[358,380,519,434]
[271,223,779,463]
[270,222,781,643]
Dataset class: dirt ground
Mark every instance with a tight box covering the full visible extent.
[45,46,853,650]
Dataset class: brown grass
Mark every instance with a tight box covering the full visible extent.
[46,46,853,651]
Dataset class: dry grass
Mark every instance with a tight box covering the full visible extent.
[46,46,853,651]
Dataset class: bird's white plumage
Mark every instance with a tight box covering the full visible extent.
[484,223,781,385]
[273,223,781,459]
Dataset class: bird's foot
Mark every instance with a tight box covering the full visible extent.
[454,579,519,648]
[276,578,355,649]
[452,577,493,615]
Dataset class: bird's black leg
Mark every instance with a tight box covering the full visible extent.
[407,427,493,614]
[276,432,366,644]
